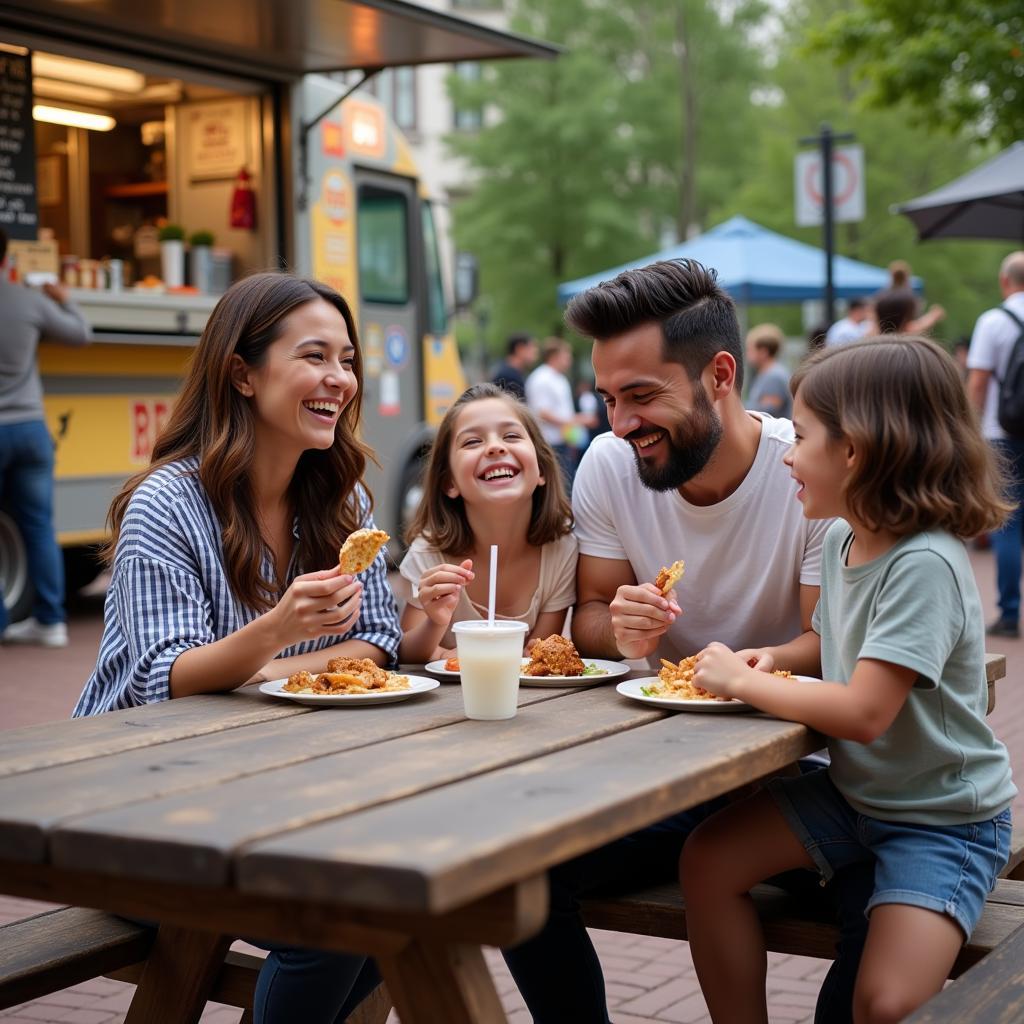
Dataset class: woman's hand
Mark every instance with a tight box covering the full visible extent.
[692,642,755,700]
[267,566,362,646]
[417,559,473,627]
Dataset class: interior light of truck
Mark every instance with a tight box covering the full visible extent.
[33,78,116,105]
[32,105,116,132]
[32,53,145,93]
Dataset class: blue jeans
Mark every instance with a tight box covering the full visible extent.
[251,944,380,1024]
[0,419,65,629]
[990,437,1024,622]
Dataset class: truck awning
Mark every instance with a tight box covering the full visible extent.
[0,0,559,80]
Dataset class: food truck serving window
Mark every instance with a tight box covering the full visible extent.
[357,188,408,304]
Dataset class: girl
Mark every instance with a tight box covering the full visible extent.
[75,273,399,1023]
[397,383,576,663]
[681,336,1016,1024]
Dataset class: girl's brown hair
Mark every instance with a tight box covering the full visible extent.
[791,335,1012,538]
[406,383,573,556]
[102,272,375,610]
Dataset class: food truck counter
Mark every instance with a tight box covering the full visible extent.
[68,289,219,341]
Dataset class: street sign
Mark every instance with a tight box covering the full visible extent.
[795,144,865,226]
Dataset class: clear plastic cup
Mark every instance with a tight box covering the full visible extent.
[452,620,529,720]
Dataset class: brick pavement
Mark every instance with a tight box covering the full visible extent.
[2,549,1023,1023]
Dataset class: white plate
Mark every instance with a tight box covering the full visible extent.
[425,657,630,687]
[617,675,819,712]
[259,674,440,707]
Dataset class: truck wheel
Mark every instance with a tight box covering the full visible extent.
[0,509,32,623]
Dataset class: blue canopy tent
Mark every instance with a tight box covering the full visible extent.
[557,215,920,305]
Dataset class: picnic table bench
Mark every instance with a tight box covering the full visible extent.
[0,653,1017,1022]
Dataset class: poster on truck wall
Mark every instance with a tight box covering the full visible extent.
[0,50,38,240]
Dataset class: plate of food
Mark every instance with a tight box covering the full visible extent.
[259,656,439,707]
[616,656,806,712]
[424,655,463,679]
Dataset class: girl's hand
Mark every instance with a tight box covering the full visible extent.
[417,559,474,627]
[693,642,753,700]
[735,647,775,673]
[267,566,362,646]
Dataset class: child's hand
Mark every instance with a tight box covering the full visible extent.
[693,642,753,700]
[734,647,775,672]
[417,559,474,627]
[268,566,362,645]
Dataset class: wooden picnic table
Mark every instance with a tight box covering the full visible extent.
[0,654,1006,1024]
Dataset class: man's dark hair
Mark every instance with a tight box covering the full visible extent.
[506,332,534,357]
[564,258,743,392]
[0,228,8,265]
[847,297,867,312]
[874,288,918,334]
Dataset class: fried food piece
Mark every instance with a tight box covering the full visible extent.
[338,528,390,574]
[524,634,585,677]
[444,656,460,672]
[654,560,685,595]
[283,670,316,692]
[643,656,793,701]
[326,656,390,688]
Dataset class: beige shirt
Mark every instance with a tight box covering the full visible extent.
[396,533,578,649]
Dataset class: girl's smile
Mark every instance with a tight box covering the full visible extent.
[784,393,853,521]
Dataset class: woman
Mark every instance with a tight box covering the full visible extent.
[75,272,398,1021]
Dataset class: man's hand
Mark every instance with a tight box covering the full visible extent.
[609,582,680,660]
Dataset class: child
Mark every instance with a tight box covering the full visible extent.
[75,273,398,1023]
[680,336,1016,1024]
[397,382,576,662]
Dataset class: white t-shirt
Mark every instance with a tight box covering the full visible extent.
[395,533,578,650]
[572,416,830,663]
[966,291,1024,440]
[526,363,576,447]
[825,316,869,346]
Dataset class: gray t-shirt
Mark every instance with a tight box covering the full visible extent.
[746,362,792,419]
[0,280,91,425]
[813,521,1015,825]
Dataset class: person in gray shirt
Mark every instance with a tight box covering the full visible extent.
[745,322,792,419]
[0,229,91,646]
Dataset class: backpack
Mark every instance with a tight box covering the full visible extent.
[996,306,1024,437]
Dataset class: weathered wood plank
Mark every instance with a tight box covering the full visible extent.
[238,711,819,915]
[986,652,1006,683]
[0,907,153,1010]
[905,922,1024,1022]
[0,860,548,952]
[0,685,571,863]
[0,691,307,778]
[49,687,663,885]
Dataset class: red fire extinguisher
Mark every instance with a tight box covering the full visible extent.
[230,167,256,230]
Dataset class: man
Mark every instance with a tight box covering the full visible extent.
[967,251,1024,638]
[824,297,870,346]
[490,331,537,399]
[502,259,836,1023]
[744,322,792,419]
[0,229,92,646]
[525,336,583,489]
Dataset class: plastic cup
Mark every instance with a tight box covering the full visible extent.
[452,620,529,720]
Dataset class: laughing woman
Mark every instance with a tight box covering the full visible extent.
[74,273,398,1023]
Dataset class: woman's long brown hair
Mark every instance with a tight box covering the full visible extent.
[102,273,375,610]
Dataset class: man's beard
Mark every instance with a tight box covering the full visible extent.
[629,383,723,492]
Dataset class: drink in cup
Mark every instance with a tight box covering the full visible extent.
[452,620,528,720]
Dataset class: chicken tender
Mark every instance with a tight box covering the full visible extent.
[654,560,685,595]
[326,656,390,688]
[338,528,390,574]
[523,634,585,677]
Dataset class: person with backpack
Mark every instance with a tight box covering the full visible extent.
[966,250,1024,637]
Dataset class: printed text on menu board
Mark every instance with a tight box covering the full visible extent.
[0,50,37,240]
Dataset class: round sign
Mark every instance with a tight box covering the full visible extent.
[385,326,409,369]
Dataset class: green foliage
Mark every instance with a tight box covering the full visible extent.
[188,230,215,247]
[808,0,1024,146]
[157,223,185,242]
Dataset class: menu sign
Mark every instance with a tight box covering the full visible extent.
[0,51,36,240]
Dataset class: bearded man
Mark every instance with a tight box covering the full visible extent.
[501,259,851,1024]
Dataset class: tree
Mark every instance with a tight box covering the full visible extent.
[809,0,1024,146]
[446,0,766,350]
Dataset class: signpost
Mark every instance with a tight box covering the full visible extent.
[796,125,860,328]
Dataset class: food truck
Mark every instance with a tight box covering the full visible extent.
[0,0,556,619]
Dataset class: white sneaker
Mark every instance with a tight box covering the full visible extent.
[2,617,68,648]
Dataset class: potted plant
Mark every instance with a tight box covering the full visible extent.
[157,223,186,288]
[188,230,215,292]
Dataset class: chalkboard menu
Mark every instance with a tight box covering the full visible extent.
[0,50,37,241]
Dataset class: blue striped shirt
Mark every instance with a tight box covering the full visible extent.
[74,457,400,716]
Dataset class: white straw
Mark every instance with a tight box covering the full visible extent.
[488,544,498,626]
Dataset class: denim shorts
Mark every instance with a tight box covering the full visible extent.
[766,768,1012,938]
